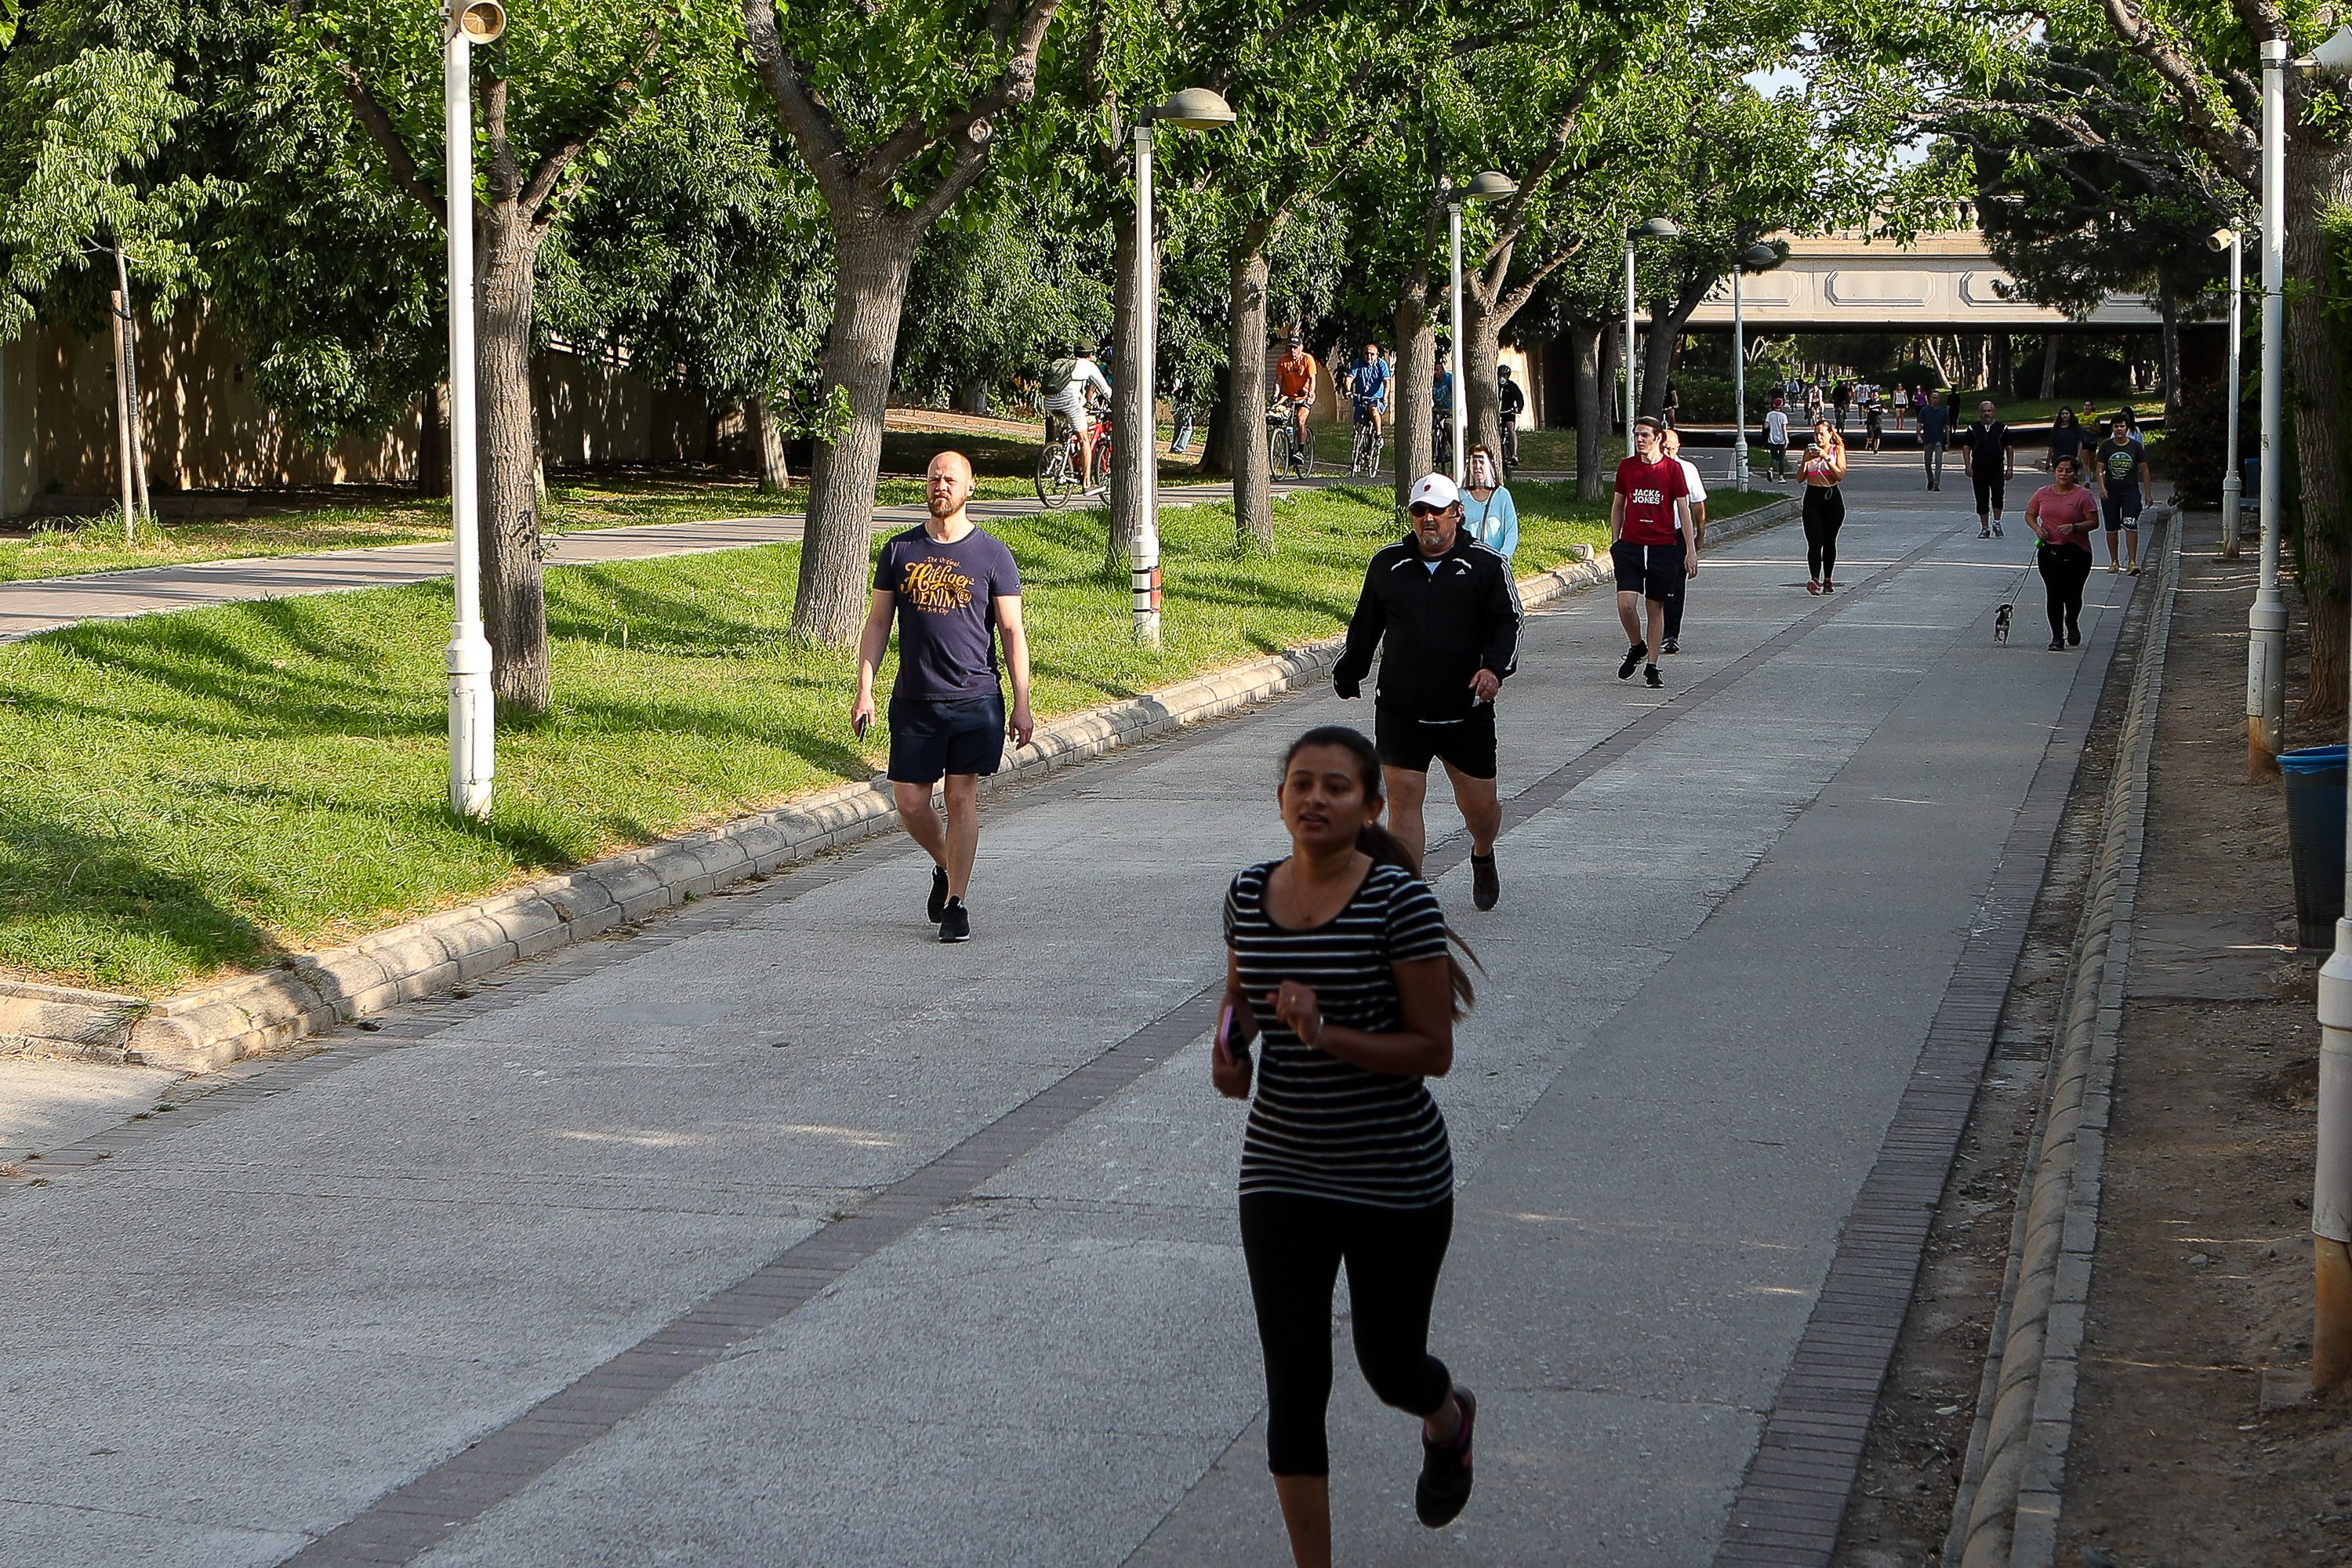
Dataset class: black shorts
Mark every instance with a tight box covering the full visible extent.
[1972,468,2006,514]
[2102,487,2143,531]
[1611,540,1686,602]
[1374,702,1497,780]
[887,693,1006,784]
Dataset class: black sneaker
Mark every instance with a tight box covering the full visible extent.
[2047,638,2064,652]
[1991,520,2004,537]
[1416,1385,1476,1528]
[927,865,950,924]
[1617,641,1646,680]
[2067,627,2081,646]
[1471,854,1498,912]
[1644,664,1662,688]
[1660,637,1679,655]
[1979,528,1991,539]
[938,899,970,942]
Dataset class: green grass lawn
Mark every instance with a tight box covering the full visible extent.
[3,479,1769,996]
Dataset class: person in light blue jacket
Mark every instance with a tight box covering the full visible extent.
[1460,445,1518,559]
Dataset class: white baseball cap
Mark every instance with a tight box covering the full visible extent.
[1408,474,1460,511]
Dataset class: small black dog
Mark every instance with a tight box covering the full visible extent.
[1994,602,2012,644]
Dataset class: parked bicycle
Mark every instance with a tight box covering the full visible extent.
[1266,397,1316,479]
[1348,393,1385,477]
[1036,405,1113,509]
[1498,415,1519,477]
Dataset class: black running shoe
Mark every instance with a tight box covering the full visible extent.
[2067,627,2081,647]
[1617,641,1646,680]
[2047,638,2064,652]
[927,865,950,924]
[1660,637,1679,655]
[1416,1386,1476,1528]
[1471,854,1498,912]
[1644,663,1662,688]
[938,899,971,942]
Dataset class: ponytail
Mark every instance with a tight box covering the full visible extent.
[1285,725,1483,1018]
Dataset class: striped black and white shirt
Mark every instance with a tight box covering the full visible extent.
[1223,858,1455,1210]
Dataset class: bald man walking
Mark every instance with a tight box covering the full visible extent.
[854,451,1035,942]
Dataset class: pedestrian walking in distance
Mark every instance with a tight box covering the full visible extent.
[1916,388,1951,492]
[1960,399,2013,538]
[1211,724,1483,1565]
[1610,416,1697,690]
[1659,426,1708,654]
[2094,409,2151,575]
[1332,473,1520,909]
[1763,397,1791,482]
[1800,418,1849,593]
[852,451,1035,942]
[2027,455,2099,650]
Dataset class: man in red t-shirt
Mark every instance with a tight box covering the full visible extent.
[1610,416,1696,688]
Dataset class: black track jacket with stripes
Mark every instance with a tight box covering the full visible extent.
[1331,530,1522,720]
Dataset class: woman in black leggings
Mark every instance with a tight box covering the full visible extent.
[2026,455,2100,649]
[1213,724,1481,1566]
[1801,418,1849,594]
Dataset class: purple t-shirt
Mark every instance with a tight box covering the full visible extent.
[873,524,1022,702]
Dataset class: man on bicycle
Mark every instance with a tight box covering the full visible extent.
[1274,337,1317,457]
[1497,364,1526,470]
[1346,341,1391,439]
[1432,362,1454,463]
[1043,345,1114,495]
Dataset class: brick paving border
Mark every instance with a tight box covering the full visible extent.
[1711,516,2169,1568]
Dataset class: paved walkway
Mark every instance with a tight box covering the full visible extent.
[0,480,1308,641]
[0,455,2137,1566]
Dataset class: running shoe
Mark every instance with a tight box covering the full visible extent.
[1617,641,1646,680]
[2129,565,2141,575]
[2047,639,2063,652]
[1822,579,1836,592]
[1806,579,1821,595]
[1416,1386,1477,1528]
[2068,627,2082,646]
[938,899,971,943]
[927,865,950,924]
[1992,521,2004,537]
[1472,854,1499,912]
[1644,664,1662,688]
[1660,637,1679,655]
[1979,528,1991,539]
[2107,562,2121,574]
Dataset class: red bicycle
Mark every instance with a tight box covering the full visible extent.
[1036,405,1113,509]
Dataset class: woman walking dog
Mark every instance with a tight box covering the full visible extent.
[1212,724,1482,1566]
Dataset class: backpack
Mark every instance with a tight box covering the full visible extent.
[1045,357,1080,396]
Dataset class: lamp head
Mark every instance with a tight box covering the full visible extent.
[2206,227,2238,252]
[448,0,505,42]
[2312,24,2352,74]
[1633,216,1682,240]
[1737,241,1784,270]
[1465,169,1519,202]
[1149,87,1236,131]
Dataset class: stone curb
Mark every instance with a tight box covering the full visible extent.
[1946,508,2177,1568]
[0,978,150,1062]
[87,492,1798,1075]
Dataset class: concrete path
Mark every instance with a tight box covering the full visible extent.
[0,455,2133,1566]
[0,480,1306,641]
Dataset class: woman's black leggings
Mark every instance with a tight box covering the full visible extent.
[1803,485,1846,579]
[1240,1191,1454,1476]
[2038,543,2093,640]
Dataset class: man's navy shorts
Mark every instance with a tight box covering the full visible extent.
[887,693,1006,784]
[2102,487,2143,532]
[1611,540,1686,602]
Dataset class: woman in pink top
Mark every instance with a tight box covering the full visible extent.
[2026,454,2100,650]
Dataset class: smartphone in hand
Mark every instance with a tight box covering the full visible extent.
[853,712,870,741]
[1216,1000,1250,1067]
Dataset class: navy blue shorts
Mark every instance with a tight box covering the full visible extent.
[887,694,1006,784]
[2102,487,2143,532]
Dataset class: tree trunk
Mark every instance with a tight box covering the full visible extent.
[476,206,552,713]
[956,377,991,418]
[800,210,918,641]
[109,287,136,542]
[1391,295,1436,509]
[2038,334,2060,401]
[1109,212,1152,572]
[1572,320,1607,503]
[1926,336,1951,386]
[2285,142,2352,722]
[1639,298,1675,416]
[112,244,153,521]
[1990,332,2015,397]
[1229,247,1273,550]
[417,382,450,497]
[1464,299,1504,464]
[748,395,792,492]
[1197,390,1232,477]
[2158,289,2182,424]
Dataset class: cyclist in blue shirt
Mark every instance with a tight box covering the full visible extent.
[1347,342,1392,439]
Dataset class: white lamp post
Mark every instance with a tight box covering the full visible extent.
[1130,86,1234,648]
[1624,216,1681,438]
[443,0,503,821]
[1730,242,1781,492]
[2249,39,2287,779]
[1447,170,1517,485]
[2209,226,2246,558]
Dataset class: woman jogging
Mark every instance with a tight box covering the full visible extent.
[1801,418,1849,594]
[2046,405,2085,474]
[1461,445,1518,558]
[2026,455,2100,650]
[1213,725,1480,1566]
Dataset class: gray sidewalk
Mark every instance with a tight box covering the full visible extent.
[0,479,1300,641]
[0,455,2129,1566]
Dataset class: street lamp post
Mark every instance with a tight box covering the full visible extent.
[2249,39,2288,779]
[1130,87,1234,649]
[1730,242,1781,492]
[1623,217,1682,437]
[1447,170,1517,485]
[2211,226,2245,558]
[443,0,504,821]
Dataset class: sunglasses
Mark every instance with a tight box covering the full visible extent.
[1409,503,1448,517]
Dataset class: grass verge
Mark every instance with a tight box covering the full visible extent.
[2,481,1769,996]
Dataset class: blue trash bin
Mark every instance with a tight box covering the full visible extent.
[2281,745,2347,948]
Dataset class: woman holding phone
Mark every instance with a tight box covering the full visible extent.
[1801,417,1849,594]
[1212,724,1481,1566]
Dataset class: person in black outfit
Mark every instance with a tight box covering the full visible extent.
[1959,400,2013,538]
[1497,365,1526,470]
[1213,724,1482,1563]
[1332,472,1521,910]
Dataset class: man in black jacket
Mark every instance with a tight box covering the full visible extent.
[1333,472,1522,909]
